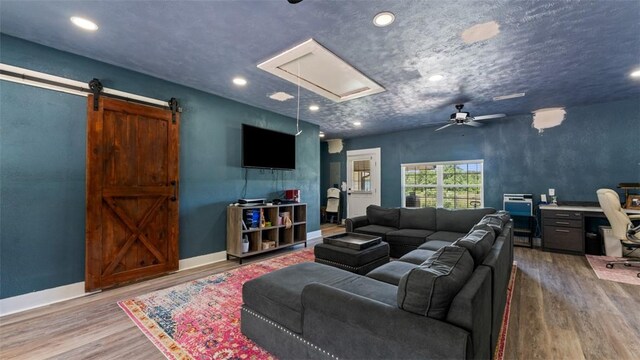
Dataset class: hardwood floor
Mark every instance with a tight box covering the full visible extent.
[505,247,640,359]
[1,232,638,359]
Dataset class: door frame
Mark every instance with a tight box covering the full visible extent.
[346,147,381,218]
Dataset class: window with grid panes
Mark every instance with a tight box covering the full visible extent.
[401,160,483,209]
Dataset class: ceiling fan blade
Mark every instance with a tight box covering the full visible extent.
[464,121,484,127]
[435,123,455,131]
[474,113,506,121]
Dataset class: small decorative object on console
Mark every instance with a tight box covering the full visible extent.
[625,194,640,210]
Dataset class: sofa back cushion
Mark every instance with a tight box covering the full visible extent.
[397,246,474,319]
[453,227,495,266]
[436,207,495,233]
[399,207,436,230]
[366,205,400,228]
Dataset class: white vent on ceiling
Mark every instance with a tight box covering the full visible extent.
[269,91,294,101]
[258,39,385,103]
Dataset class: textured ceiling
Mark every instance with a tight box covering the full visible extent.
[1,0,639,138]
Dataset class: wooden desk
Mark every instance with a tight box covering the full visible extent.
[540,205,640,254]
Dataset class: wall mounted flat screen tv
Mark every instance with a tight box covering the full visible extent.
[242,124,296,170]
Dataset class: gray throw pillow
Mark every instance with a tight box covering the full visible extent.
[366,205,400,228]
[477,216,504,236]
[397,246,474,319]
[453,228,495,266]
[484,211,510,226]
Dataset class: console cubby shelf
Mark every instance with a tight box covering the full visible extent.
[226,203,307,263]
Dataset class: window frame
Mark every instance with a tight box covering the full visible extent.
[401,159,484,209]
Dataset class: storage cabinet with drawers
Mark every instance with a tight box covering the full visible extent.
[541,209,584,254]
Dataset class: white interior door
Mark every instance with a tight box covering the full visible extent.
[346,148,381,218]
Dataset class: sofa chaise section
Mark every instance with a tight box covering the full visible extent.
[242,248,494,359]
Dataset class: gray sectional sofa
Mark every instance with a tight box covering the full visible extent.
[347,205,497,258]
[241,207,513,360]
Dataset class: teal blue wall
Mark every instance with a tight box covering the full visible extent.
[0,35,320,299]
[321,98,640,211]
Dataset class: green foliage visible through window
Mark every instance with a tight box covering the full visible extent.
[402,161,483,209]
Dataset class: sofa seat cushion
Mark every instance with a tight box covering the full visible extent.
[397,246,474,320]
[436,208,496,233]
[366,261,419,286]
[386,229,434,246]
[453,228,495,266]
[354,225,398,239]
[418,240,455,251]
[367,205,400,228]
[399,249,436,265]
[399,207,436,230]
[427,231,466,243]
[243,262,396,333]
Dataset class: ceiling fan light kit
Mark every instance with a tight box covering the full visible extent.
[435,103,506,131]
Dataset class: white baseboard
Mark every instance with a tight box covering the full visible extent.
[0,281,87,317]
[0,250,228,317]
[307,230,322,240]
[178,250,227,271]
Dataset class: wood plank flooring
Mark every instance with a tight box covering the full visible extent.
[1,227,638,359]
[505,247,640,359]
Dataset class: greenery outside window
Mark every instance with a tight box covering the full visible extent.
[401,160,483,209]
[351,160,371,192]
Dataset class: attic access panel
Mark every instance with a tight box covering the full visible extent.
[257,39,385,102]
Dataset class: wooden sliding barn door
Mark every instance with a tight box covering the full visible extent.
[86,95,179,291]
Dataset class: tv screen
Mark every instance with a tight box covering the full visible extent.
[242,124,296,170]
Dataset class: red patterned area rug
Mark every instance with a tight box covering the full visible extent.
[493,263,518,360]
[585,255,640,285]
[119,248,314,360]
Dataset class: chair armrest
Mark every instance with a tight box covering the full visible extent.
[345,215,369,232]
[628,214,640,221]
[301,283,470,359]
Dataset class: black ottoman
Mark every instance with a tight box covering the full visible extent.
[314,242,390,275]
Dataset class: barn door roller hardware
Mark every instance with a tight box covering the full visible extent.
[167,97,182,124]
[88,78,103,111]
[1,64,171,110]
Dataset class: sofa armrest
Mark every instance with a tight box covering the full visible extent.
[346,215,369,232]
[301,283,471,359]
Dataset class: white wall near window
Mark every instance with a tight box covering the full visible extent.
[401,159,484,209]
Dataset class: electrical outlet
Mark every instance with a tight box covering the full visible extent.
[549,188,555,196]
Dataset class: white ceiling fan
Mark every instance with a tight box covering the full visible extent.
[435,104,506,131]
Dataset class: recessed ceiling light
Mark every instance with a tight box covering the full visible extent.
[493,92,525,101]
[353,121,362,127]
[428,74,444,82]
[309,105,320,111]
[232,77,247,86]
[631,69,640,78]
[319,132,325,138]
[373,12,395,27]
[70,16,98,31]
